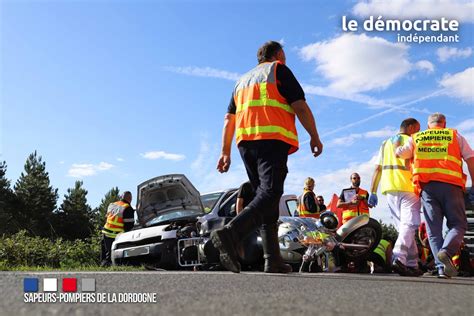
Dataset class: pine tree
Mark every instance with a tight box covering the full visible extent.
[0,161,20,235]
[14,151,58,237]
[53,180,93,240]
[92,187,120,230]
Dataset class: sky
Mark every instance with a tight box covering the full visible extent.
[1,0,473,224]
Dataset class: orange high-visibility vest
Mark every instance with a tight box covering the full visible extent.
[341,188,370,224]
[298,189,320,218]
[233,61,298,154]
[412,128,466,194]
[102,200,130,238]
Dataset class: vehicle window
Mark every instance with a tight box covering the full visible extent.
[218,194,238,217]
[200,192,224,213]
[286,199,298,217]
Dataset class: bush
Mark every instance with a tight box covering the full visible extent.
[0,230,101,269]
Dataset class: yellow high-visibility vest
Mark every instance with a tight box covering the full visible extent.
[380,134,415,194]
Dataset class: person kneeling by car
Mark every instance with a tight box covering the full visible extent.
[101,191,135,267]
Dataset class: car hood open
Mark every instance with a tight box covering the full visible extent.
[136,174,204,226]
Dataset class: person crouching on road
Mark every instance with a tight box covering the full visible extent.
[298,177,320,219]
[337,173,371,224]
[368,118,423,277]
[395,113,474,278]
[101,191,135,267]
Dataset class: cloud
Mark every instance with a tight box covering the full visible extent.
[414,60,435,73]
[439,67,474,103]
[116,157,124,162]
[299,33,412,93]
[437,46,473,62]
[456,118,474,145]
[141,151,186,161]
[164,66,241,81]
[455,118,474,132]
[67,162,114,178]
[352,0,474,23]
[302,84,392,108]
[328,126,397,147]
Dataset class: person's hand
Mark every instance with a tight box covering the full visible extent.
[217,154,231,173]
[368,194,378,207]
[310,137,323,157]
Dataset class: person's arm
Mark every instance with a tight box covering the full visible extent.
[291,100,323,157]
[217,113,236,173]
[122,207,135,232]
[395,137,414,159]
[236,197,244,214]
[466,157,474,180]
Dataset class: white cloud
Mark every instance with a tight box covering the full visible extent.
[437,46,473,62]
[353,0,474,22]
[414,60,435,73]
[164,66,241,81]
[141,151,186,161]
[328,126,397,147]
[116,157,124,162]
[455,118,474,132]
[302,84,391,108]
[67,162,114,178]
[299,33,412,93]
[439,67,474,103]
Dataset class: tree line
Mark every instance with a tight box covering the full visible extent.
[0,151,122,240]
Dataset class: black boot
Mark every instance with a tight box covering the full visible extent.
[261,223,292,273]
[210,207,261,273]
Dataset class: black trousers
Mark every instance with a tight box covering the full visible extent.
[238,140,290,225]
[101,235,115,265]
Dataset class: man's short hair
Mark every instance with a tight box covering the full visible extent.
[257,41,283,64]
[400,118,419,129]
[122,191,132,201]
[428,112,446,125]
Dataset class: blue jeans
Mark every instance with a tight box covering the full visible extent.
[420,181,467,268]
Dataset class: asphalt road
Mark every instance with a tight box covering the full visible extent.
[1,271,473,316]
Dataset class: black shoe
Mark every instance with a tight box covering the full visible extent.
[261,223,292,274]
[210,227,241,273]
[392,259,420,277]
[408,266,424,277]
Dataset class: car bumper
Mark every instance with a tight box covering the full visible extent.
[112,239,178,268]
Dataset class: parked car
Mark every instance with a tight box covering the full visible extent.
[112,174,204,268]
[112,175,298,269]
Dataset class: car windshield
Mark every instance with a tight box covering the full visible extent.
[145,209,203,227]
[200,192,224,213]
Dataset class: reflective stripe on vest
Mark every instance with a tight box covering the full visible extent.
[102,201,129,238]
[412,128,466,193]
[298,189,320,218]
[234,61,298,154]
[380,134,415,194]
[341,188,369,224]
[373,239,390,264]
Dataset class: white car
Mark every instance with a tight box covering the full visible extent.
[112,174,204,268]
